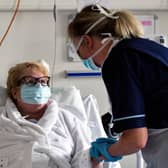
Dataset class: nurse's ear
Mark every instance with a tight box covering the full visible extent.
[82,35,94,50]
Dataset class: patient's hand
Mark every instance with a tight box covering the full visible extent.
[91,158,103,168]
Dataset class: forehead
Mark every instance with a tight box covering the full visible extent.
[20,67,45,78]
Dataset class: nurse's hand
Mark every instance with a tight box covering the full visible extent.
[90,138,122,162]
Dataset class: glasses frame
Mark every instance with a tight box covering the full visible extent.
[17,75,50,87]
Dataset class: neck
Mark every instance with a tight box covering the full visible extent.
[95,41,113,66]
[18,104,47,121]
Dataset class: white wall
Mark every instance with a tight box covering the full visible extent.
[0,1,168,167]
[0,11,55,85]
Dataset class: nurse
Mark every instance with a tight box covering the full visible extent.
[68,4,168,168]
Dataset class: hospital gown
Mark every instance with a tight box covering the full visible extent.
[0,98,92,168]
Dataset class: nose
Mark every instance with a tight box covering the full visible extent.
[34,82,42,87]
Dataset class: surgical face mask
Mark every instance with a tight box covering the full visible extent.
[20,84,51,104]
[82,36,115,71]
[83,57,100,71]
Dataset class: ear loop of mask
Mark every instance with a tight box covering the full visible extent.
[75,16,106,52]
[92,4,119,19]
[89,37,113,61]
[82,37,114,71]
[75,5,119,54]
[100,33,121,68]
[93,32,120,61]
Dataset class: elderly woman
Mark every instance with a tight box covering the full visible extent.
[0,60,106,168]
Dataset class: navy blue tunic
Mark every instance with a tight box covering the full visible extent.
[102,37,168,133]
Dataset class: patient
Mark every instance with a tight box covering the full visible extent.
[0,60,103,168]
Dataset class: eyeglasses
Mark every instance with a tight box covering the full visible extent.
[68,38,82,58]
[17,76,50,86]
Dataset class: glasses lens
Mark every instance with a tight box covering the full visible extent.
[38,76,50,86]
[18,76,50,86]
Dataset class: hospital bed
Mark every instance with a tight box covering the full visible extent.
[50,86,145,168]
[0,86,144,168]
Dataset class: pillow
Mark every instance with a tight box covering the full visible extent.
[83,95,107,141]
[51,86,87,122]
[0,86,7,106]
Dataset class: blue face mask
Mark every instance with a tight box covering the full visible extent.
[81,37,114,71]
[20,84,51,104]
[83,58,100,71]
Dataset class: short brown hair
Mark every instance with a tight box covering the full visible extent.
[7,61,49,99]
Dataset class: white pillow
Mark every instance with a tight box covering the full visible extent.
[51,86,87,122]
[83,95,107,141]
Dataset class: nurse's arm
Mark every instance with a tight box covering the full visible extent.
[108,127,148,156]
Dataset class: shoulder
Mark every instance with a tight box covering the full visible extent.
[103,37,159,70]
[103,38,140,66]
[103,39,143,76]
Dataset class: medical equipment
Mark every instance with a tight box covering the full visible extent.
[65,70,101,77]
[53,0,56,22]
[0,0,20,46]
[147,34,167,46]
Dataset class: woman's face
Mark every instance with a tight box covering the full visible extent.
[73,35,112,66]
[12,68,50,115]
[74,35,102,59]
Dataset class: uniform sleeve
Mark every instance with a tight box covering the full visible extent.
[102,49,147,133]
